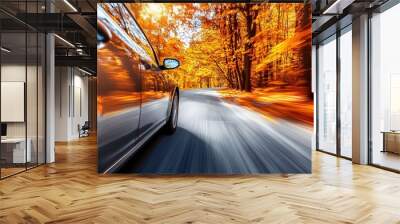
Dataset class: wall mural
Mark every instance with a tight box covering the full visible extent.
[97,2,313,174]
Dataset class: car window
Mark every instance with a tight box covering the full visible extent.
[119,4,159,66]
[99,3,158,67]
[100,3,126,31]
[98,4,153,63]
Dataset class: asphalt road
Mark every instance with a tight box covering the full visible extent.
[118,89,312,174]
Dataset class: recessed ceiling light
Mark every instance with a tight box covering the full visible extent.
[323,0,355,15]
[63,0,78,12]
[1,47,11,53]
[54,34,75,48]
[78,67,93,76]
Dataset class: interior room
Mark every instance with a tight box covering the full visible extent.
[54,66,91,141]
[0,0,96,179]
[0,3,46,178]
[0,0,400,223]
[52,1,96,143]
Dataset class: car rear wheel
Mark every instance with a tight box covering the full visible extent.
[164,92,179,134]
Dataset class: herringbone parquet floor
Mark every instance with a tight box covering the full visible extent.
[1,136,400,223]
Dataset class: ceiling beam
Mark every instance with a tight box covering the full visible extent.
[67,13,97,45]
[55,55,96,72]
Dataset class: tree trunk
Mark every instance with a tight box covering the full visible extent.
[230,13,243,90]
[242,4,258,92]
[243,54,251,92]
[296,4,312,99]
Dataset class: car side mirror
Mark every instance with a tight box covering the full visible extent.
[161,58,180,70]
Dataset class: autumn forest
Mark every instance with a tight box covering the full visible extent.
[126,3,312,125]
[128,3,311,91]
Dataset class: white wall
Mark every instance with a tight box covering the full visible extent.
[72,72,89,138]
[1,63,46,164]
[55,66,70,141]
[0,65,40,137]
[55,67,89,141]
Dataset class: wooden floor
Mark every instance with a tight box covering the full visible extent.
[1,136,400,223]
[373,151,400,171]
[1,167,26,178]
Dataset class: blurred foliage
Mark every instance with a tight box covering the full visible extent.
[126,3,311,96]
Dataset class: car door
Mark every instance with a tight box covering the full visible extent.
[97,3,142,173]
[138,53,170,137]
[118,5,170,138]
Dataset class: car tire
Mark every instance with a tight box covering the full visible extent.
[164,91,179,135]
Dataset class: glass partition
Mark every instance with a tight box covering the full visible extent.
[317,35,337,154]
[339,27,352,158]
[0,1,46,179]
[371,3,400,171]
[1,31,28,177]
[38,32,46,165]
[27,31,38,169]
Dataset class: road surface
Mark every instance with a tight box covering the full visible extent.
[118,89,312,174]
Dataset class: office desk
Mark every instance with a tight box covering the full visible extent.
[1,138,31,163]
[382,131,400,154]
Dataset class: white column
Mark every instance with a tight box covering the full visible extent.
[46,32,55,163]
[55,67,73,141]
[352,14,369,164]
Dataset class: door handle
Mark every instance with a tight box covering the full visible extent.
[97,20,112,48]
[140,59,152,70]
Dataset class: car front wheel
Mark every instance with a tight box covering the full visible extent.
[164,92,179,134]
